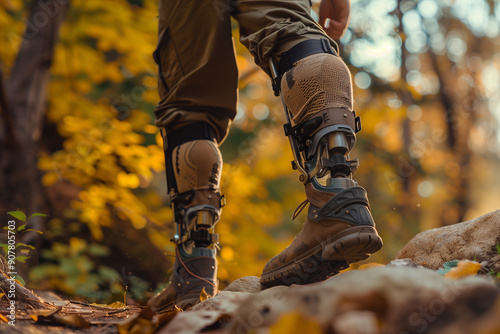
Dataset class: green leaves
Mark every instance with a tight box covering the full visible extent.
[0,242,34,268]
[6,211,48,228]
[4,211,46,235]
[0,211,45,286]
[16,242,36,250]
[7,211,26,222]
[88,243,110,257]
[29,213,49,218]
[14,256,30,263]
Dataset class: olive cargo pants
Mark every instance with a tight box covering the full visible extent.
[154,0,335,143]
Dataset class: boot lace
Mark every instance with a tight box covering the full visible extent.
[292,198,310,220]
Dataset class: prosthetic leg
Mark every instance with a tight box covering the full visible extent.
[148,123,224,312]
[261,39,383,288]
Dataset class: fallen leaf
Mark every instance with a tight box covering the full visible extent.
[117,306,156,334]
[51,314,91,329]
[91,301,127,309]
[0,314,8,323]
[28,308,60,321]
[444,260,482,279]
[200,287,209,302]
[269,311,323,334]
[28,308,90,329]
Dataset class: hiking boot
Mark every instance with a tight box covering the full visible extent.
[149,130,223,313]
[148,247,218,312]
[260,179,382,288]
[262,42,383,288]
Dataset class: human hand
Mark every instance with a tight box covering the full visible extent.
[319,0,350,40]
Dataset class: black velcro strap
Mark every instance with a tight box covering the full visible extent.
[164,122,217,150]
[277,39,335,75]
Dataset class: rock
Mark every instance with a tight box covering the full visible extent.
[190,291,252,313]
[157,310,226,334]
[395,209,500,270]
[228,266,499,334]
[332,310,378,334]
[386,258,425,268]
[182,277,261,313]
[222,276,261,293]
[162,290,253,333]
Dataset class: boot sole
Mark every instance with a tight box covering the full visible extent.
[152,293,201,313]
[260,226,382,288]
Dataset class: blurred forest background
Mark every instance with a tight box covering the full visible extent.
[1,0,500,303]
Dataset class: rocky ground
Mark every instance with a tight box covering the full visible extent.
[1,209,499,334]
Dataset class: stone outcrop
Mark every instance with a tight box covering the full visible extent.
[395,209,500,269]
[160,267,499,334]
[227,267,498,334]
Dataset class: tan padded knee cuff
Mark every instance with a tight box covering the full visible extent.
[172,140,222,194]
[281,53,353,126]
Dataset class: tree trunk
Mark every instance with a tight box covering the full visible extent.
[0,0,69,242]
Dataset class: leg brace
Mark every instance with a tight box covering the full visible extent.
[270,39,361,188]
[161,123,224,251]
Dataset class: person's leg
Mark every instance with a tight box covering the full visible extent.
[154,0,238,143]
[148,0,236,311]
[231,0,338,76]
[232,0,383,288]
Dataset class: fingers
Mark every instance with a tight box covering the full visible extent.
[319,0,351,39]
[322,18,346,40]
